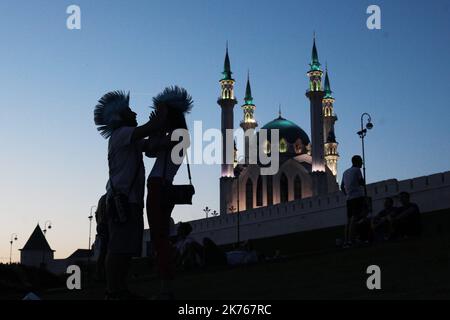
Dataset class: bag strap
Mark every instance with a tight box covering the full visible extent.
[162,139,192,185]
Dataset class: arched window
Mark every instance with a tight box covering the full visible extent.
[256,176,263,207]
[294,175,302,200]
[279,138,287,153]
[246,178,253,210]
[280,173,289,202]
[267,175,273,205]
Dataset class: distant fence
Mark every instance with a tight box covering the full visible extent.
[182,171,450,246]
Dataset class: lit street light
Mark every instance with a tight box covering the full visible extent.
[43,220,52,236]
[203,206,211,219]
[357,112,374,197]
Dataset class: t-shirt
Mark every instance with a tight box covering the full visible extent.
[342,166,364,200]
[106,126,145,207]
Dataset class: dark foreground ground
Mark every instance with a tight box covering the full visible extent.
[39,209,449,300]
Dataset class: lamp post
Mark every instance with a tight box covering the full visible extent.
[9,233,18,264]
[211,210,219,217]
[357,113,374,197]
[43,220,52,236]
[233,162,244,245]
[41,221,52,267]
[203,206,211,219]
[88,205,96,264]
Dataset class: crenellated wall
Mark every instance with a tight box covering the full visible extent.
[180,171,450,246]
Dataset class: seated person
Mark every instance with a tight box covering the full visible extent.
[371,197,397,241]
[202,237,227,267]
[174,222,203,270]
[391,192,422,238]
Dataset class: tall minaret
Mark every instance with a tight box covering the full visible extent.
[217,44,238,214]
[323,66,339,177]
[305,36,328,195]
[240,71,258,164]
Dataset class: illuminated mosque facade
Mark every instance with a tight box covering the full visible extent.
[218,38,340,215]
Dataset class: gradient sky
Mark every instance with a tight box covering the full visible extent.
[1,0,449,262]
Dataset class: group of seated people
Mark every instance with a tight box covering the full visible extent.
[355,191,422,243]
[165,222,260,271]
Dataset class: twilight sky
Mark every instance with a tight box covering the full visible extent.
[1,0,449,262]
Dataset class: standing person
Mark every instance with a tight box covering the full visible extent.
[341,155,366,247]
[146,86,193,299]
[94,91,167,299]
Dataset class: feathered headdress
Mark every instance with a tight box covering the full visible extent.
[150,86,193,122]
[94,91,130,138]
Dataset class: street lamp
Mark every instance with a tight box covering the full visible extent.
[228,205,236,214]
[234,161,244,245]
[43,220,52,236]
[211,210,219,217]
[9,233,18,264]
[41,221,52,267]
[203,206,211,219]
[88,205,96,252]
[357,113,374,197]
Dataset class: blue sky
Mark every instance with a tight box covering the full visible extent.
[1,0,449,261]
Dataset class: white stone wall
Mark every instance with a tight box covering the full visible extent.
[181,171,450,246]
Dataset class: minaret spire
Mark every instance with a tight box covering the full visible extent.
[244,70,253,104]
[322,65,339,177]
[306,35,327,195]
[222,41,233,81]
[240,69,258,165]
[324,64,333,99]
[218,44,238,214]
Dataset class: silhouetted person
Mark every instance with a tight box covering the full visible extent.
[174,222,203,271]
[341,155,366,247]
[392,192,422,238]
[94,91,166,299]
[146,86,193,299]
[94,194,108,282]
[371,197,397,241]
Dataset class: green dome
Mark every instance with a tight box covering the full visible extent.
[261,116,310,145]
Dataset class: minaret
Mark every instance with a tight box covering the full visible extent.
[217,44,238,214]
[305,36,327,195]
[240,71,258,164]
[323,66,339,177]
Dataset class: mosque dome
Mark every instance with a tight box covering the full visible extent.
[261,116,310,145]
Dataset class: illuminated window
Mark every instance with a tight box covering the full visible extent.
[279,138,287,153]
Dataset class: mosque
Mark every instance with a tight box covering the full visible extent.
[218,38,340,215]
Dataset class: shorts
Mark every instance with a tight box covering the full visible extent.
[346,196,366,220]
[107,203,144,257]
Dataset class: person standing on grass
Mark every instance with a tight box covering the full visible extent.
[94,91,167,300]
[341,155,366,247]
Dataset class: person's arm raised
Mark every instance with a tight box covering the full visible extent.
[131,107,168,142]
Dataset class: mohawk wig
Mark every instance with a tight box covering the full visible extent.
[150,86,193,121]
[94,91,130,138]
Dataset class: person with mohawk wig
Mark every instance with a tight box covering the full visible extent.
[146,86,193,300]
[94,91,167,300]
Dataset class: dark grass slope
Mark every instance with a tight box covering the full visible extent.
[27,209,450,299]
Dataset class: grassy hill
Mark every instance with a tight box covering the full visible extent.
[14,209,450,299]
